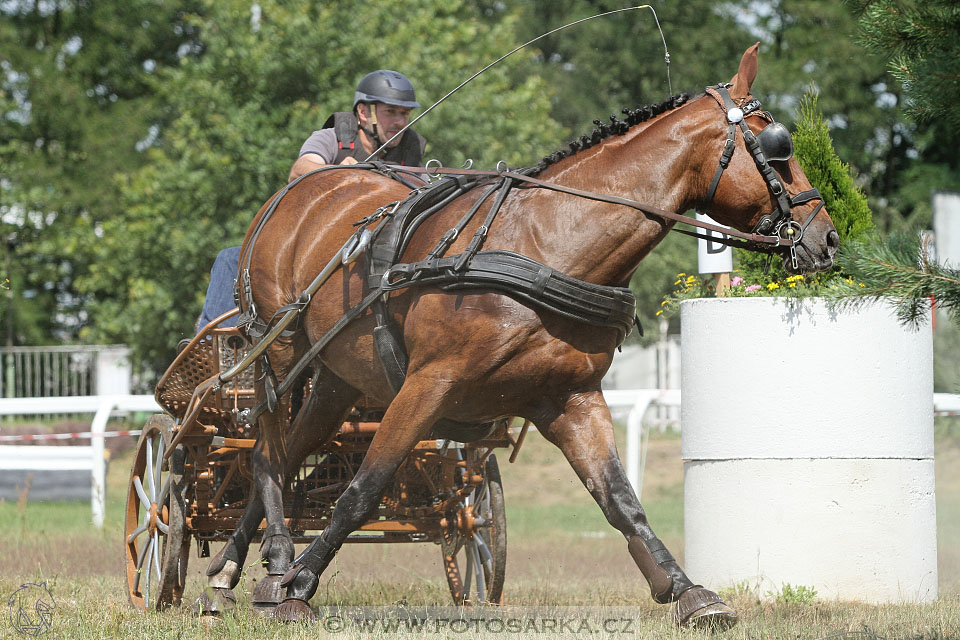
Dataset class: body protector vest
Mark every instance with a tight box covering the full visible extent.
[322,112,426,166]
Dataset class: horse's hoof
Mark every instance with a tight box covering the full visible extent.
[251,575,284,616]
[274,598,315,623]
[672,586,738,630]
[193,587,237,617]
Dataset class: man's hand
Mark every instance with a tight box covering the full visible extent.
[340,156,359,165]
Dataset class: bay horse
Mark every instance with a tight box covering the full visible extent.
[197,44,838,628]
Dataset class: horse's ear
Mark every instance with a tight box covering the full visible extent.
[729,42,760,100]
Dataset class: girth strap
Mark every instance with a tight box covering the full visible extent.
[381,249,636,343]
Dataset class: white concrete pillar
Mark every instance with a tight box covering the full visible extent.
[681,298,937,603]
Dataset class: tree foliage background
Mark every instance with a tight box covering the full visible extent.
[1,0,956,379]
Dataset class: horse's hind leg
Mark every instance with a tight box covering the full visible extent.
[538,390,737,630]
[197,366,359,615]
[251,367,361,612]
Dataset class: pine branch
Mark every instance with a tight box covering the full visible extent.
[820,232,960,327]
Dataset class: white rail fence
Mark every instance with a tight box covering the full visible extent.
[0,395,161,527]
[0,345,132,400]
[1,391,957,529]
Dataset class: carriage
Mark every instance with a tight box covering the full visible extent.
[124,309,515,611]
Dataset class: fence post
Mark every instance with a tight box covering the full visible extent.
[96,347,131,396]
[90,397,115,528]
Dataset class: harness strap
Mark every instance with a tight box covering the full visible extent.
[425,180,502,261]
[238,288,384,427]
[499,170,789,249]
[454,176,515,271]
[704,122,737,203]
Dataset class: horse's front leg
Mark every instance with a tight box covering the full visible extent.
[538,390,737,629]
[274,373,446,622]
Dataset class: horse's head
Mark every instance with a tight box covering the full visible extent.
[695,43,839,274]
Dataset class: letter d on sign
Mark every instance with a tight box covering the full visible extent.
[696,212,732,274]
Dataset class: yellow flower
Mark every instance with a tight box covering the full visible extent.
[788,282,796,287]
[660,300,668,307]
[656,310,663,316]
[767,282,780,290]
[677,273,686,277]
[674,279,682,285]
[859,282,866,287]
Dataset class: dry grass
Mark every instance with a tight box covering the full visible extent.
[0,421,957,638]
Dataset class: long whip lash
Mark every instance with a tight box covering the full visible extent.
[365,5,671,162]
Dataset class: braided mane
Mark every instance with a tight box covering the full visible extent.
[534,93,694,174]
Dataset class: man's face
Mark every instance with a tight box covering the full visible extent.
[359,103,412,147]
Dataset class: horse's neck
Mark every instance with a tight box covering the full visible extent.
[496,102,709,287]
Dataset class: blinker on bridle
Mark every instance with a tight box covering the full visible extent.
[701,83,825,270]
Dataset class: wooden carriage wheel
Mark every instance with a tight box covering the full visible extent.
[124,414,191,610]
[440,453,507,605]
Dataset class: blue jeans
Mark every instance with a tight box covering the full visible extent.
[197,246,241,332]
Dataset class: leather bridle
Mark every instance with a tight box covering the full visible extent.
[701,84,825,270]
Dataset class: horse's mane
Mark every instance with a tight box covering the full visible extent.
[534,92,694,174]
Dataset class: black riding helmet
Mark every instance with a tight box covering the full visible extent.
[353,70,421,111]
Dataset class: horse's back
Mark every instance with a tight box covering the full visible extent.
[243,169,411,306]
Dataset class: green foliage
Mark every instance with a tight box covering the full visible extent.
[853,0,960,127]
[737,91,874,289]
[794,93,874,244]
[821,232,960,329]
[770,583,819,605]
[0,1,202,345]
[73,0,564,373]
[657,270,845,319]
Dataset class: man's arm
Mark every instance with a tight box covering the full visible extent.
[288,129,355,182]
[289,153,327,182]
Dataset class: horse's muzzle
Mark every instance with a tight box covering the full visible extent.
[786,228,839,274]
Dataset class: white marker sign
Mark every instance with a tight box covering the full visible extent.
[696,212,733,274]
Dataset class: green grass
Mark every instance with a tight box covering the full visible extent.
[0,423,958,638]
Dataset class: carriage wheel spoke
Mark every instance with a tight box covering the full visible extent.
[127,521,148,544]
[133,476,150,509]
[153,437,166,495]
[143,537,153,605]
[145,438,155,500]
[474,534,493,573]
[463,542,474,599]
[156,473,172,513]
[152,531,162,583]
[133,531,153,594]
[471,541,486,601]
